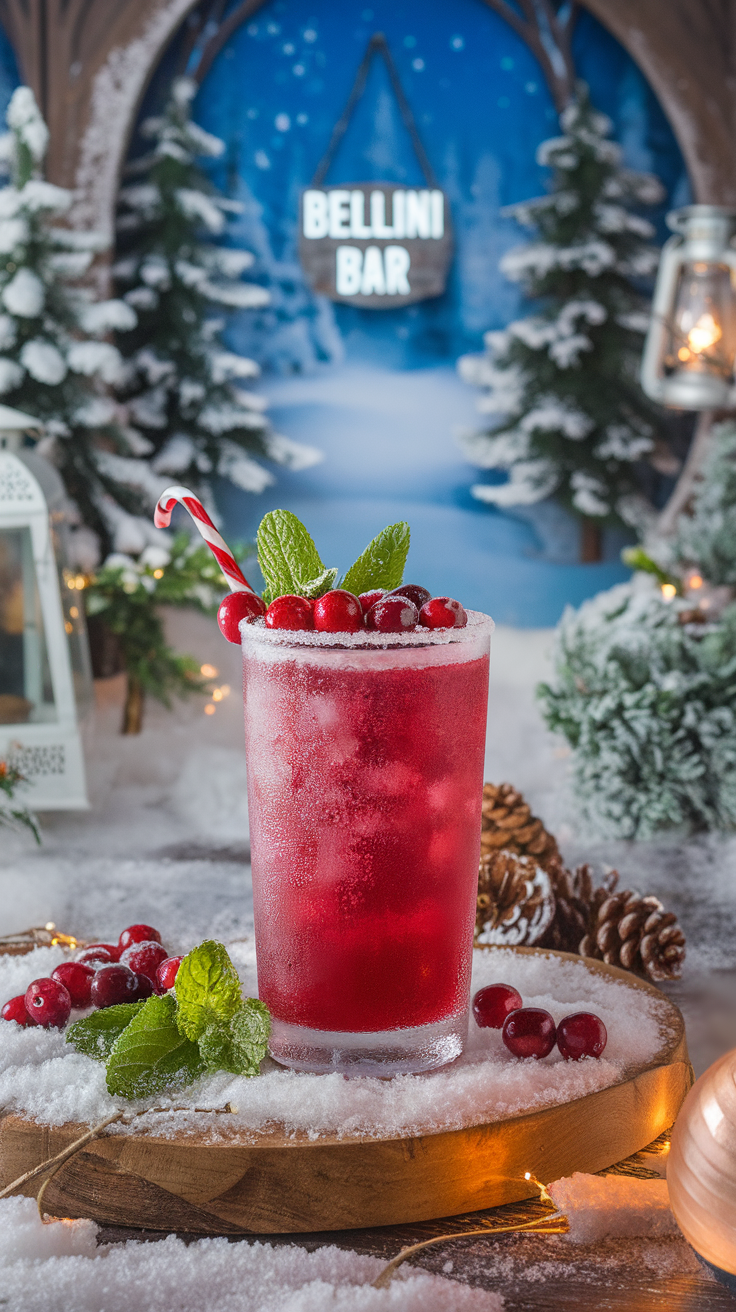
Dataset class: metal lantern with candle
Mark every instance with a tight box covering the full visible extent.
[0,405,91,809]
[641,205,736,410]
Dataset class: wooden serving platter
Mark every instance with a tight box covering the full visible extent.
[0,949,691,1235]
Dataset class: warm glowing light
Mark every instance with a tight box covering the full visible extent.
[75,574,87,590]
[64,621,73,634]
[153,568,164,579]
[201,663,218,678]
[677,347,691,362]
[69,606,78,619]
[524,1171,554,1205]
[204,703,216,716]
[689,574,703,590]
[211,685,231,702]
[687,312,722,353]
[661,583,677,600]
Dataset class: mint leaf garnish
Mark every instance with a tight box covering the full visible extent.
[199,1000,270,1076]
[297,567,339,599]
[257,509,326,604]
[66,1003,145,1062]
[229,999,270,1076]
[175,940,242,1042]
[341,522,411,596]
[106,994,204,1099]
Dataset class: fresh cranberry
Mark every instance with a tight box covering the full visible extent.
[131,973,154,1002]
[51,962,94,1008]
[24,978,71,1029]
[365,596,418,633]
[473,983,523,1029]
[90,964,139,1008]
[313,589,363,633]
[155,956,183,993]
[419,597,468,629]
[388,584,431,610]
[118,924,162,952]
[76,943,120,966]
[2,995,36,1026]
[265,595,315,631]
[359,589,385,613]
[217,590,266,643]
[502,1007,557,1059]
[119,940,168,983]
[557,1012,607,1060]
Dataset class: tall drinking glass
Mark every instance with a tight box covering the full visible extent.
[242,611,493,1076]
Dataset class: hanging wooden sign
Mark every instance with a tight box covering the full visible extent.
[299,34,453,309]
[299,183,452,307]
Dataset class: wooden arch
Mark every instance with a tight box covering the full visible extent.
[0,0,733,248]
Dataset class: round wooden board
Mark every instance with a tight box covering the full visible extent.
[0,949,691,1235]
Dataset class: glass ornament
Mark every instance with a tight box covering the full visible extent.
[667,1046,736,1293]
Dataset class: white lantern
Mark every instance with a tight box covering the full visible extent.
[0,405,90,809]
[641,205,736,409]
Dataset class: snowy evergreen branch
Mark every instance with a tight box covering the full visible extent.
[0,86,158,564]
[541,425,736,836]
[458,86,669,537]
[112,77,322,507]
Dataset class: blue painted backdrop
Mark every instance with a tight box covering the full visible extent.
[0,6,691,625]
[178,2,690,624]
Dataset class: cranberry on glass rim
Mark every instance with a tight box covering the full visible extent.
[51,961,94,1008]
[265,595,315,631]
[365,595,418,632]
[419,597,467,629]
[502,1007,557,1058]
[24,978,71,1029]
[119,941,168,983]
[2,995,36,1026]
[217,590,266,643]
[472,983,523,1029]
[388,584,431,610]
[557,1011,607,1060]
[90,964,139,1008]
[313,589,363,633]
[358,589,385,613]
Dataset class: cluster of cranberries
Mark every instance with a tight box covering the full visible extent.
[217,583,467,642]
[1,924,184,1030]
[472,982,607,1061]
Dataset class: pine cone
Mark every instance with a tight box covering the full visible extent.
[580,889,686,982]
[476,850,555,946]
[480,782,560,869]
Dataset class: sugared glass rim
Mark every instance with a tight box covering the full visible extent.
[240,608,494,650]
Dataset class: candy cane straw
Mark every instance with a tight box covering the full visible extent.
[154,485,256,594]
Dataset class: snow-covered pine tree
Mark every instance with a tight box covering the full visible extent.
[539,417,736,838]
[113,78,321,509]
[458,86,670,555]
[0,86,154,566]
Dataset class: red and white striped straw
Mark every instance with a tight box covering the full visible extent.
[154,485,256,594]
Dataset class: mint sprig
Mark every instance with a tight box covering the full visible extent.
[66,941,271,1099]
[106,994,205,1099]
[66,1003,145,1062]
[341,522,410,596]
[257,509,338,605]
[175,939,242,1042]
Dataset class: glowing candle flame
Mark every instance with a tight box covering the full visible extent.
[687,313,722,354]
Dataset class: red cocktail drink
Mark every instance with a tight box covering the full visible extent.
[242,612,493,1074]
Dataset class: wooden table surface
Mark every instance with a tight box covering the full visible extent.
[92,1140,736,1309]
